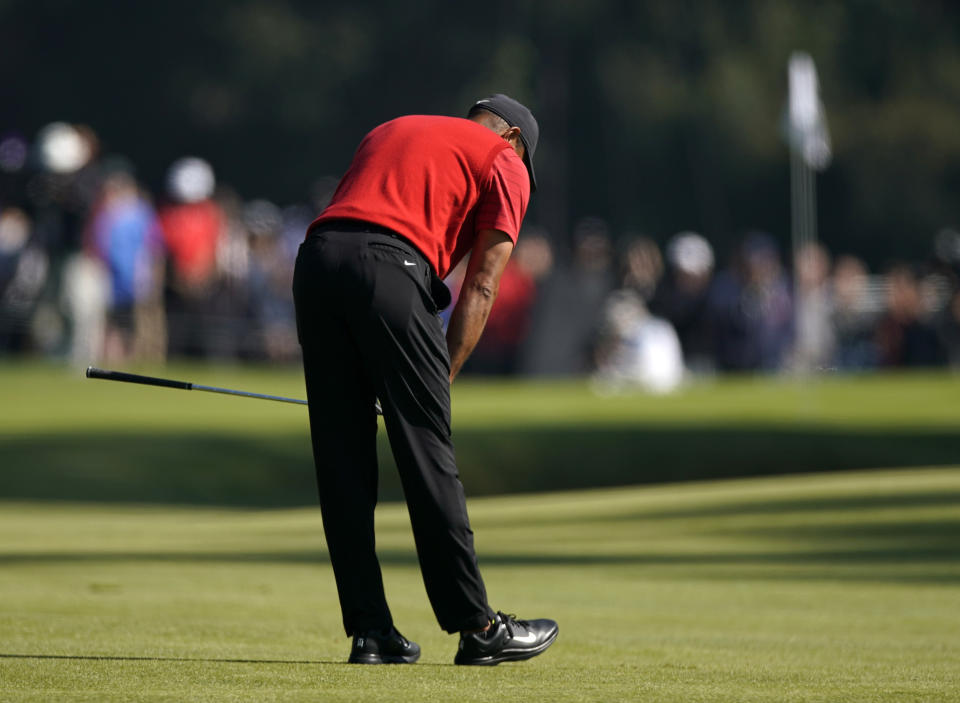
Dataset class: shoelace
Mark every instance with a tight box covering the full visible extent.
[496,612,531,638]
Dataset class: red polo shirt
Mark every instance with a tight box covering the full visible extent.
[310,115,530,278]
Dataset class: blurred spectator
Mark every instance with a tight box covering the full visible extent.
[520,217,615,375]
[933,228,960,279]
[514,228,555,282]
[464,231,551,375]
[936,288,960,367]
[160,157,224,357]
[0,208,31,300]
[649,231,716,374]
[791,241,835,371]
[87,169,165,362]
[0,207,47,352]
[246,199,299,361]
[0,132,30,214]
[60,251,110,365]
[462,258,534,374]
[2,124,105,357]
[708,232,793,372]
[619,235,663,301]
[201,187,254,359]
[874,264,945,367]
[595,236,683,392]
[830,255,879,370]
[160,158,221,287]
[28,123,102,255]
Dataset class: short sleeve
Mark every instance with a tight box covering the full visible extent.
[474,149,530,243]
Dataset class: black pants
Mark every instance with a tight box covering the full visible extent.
[292,225,493,636]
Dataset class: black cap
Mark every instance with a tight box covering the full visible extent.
[469,94,539,192]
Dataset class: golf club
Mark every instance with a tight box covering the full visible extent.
[85,367,383,415]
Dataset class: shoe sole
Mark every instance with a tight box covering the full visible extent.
[348,652,421,664]
[454,627,559,666]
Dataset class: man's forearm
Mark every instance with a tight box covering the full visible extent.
[446,279,497,382]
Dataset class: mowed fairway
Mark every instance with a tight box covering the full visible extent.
[1,470,958,701]
[1,364,959,700]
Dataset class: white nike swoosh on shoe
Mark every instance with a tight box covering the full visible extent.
[511,632,538,644]
[404,260,416,266]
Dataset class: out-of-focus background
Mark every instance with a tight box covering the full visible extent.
[2,1,960,379]
[2,3,960,699]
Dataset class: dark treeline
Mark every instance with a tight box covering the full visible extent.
[3,0,959,264]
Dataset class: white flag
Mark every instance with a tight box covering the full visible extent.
[787,52,832,170]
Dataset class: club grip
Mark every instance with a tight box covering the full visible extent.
[85,367,192,391]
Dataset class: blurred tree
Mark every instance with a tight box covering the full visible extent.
[2,0,959,264]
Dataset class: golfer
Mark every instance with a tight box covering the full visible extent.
[293,94,558,665]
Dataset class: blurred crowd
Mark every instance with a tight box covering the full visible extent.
[3,122,960,389]
[0,122,312,365]
[461,221,960,391]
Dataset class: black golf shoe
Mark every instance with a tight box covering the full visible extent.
[348,627,420,664]
[454,612,559,666]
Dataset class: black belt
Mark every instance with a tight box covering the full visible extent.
[309,218,402,238]
[308,218,450,310]
[309,217,427,268]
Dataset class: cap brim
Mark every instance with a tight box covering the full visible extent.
[524,155,537,192]
[520,138,537,192]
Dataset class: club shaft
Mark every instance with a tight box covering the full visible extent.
[86,366,383,415]
[86,366,306,406]
[191,384,308,405]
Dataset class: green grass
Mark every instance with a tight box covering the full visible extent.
[1,362,959,699]
[1,468,959,701]
[3,362,959,434]
[2,363,960,503]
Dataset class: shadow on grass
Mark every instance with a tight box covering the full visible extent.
[2,507,958,583]
[2,424,960,505]
[0,652,334,665]
[2,545,956,568]
[0,652,466,667]
[2,494,957,584]
[472,491,960,529]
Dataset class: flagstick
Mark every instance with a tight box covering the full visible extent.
[787,51,829,375]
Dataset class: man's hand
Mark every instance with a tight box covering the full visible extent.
[446,229,514,382]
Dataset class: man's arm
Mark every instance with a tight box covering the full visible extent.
[445,228,515,382]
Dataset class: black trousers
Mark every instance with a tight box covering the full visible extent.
[292,225,494,636]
